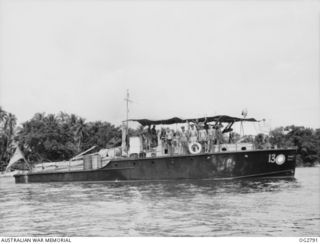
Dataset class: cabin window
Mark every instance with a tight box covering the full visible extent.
[241,147,247,151]
[222,147,227,151]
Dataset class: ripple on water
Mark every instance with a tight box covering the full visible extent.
[0,167,319,236]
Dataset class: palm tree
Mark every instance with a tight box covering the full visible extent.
[33,112,45,121]
[57,111,69,124]
[69,114,78,132]
[0,111,17,170]
[46,114,57,124]
[0,107,7,134]
[4,113,17,139]
[0,106,7,122]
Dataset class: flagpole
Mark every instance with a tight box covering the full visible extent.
[124,89,133,135]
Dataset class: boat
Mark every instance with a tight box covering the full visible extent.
[13,114,296,183]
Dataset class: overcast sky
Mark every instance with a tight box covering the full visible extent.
[0,0,319,132]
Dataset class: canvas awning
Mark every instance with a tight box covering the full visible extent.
[129,115,258,126]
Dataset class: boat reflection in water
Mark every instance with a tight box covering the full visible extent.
[86,176,299,196]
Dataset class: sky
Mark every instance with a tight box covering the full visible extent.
[0,0,319,133]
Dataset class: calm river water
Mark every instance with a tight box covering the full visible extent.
[0,167,319,237]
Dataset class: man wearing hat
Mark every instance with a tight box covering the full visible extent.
[207,124,216,152]
[198,123,208,152]
[180,126,189,154]
[189,123,198,144]
[215,123,224,149]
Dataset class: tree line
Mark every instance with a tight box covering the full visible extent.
[268,126,320,166]
[0,106,319,170]
[0,108,121,170]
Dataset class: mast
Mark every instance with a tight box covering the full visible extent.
[124,89,133,134]
[122,90,133,156]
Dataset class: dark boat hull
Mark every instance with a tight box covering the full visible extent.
[14,149,296,183]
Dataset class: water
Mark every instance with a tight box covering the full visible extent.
[0,167,319,237]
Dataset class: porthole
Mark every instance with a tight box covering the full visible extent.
[133,162,136,166]
[241,147,247,151]
[114,163,118,167]
[222,147,227,151]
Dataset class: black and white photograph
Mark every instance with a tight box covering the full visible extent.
[0,0,319,240]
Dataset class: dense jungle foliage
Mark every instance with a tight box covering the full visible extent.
[0,108,121,170]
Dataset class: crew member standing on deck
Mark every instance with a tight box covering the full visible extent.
[207,124,216,152]
[166,127,174,155]
[198,124,208,152]
[215,123,224,151]
[146,126,152,150]
[172,130,180,155]
[189,123,198,143]
[151,125,157,147]
[180,126,189,154]
[159,128,166,155]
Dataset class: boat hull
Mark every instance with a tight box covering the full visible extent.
[14,149,296,183]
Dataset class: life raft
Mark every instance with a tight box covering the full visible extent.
[188,142,202,154]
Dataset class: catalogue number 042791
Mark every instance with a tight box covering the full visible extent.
[299,237,318,243]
